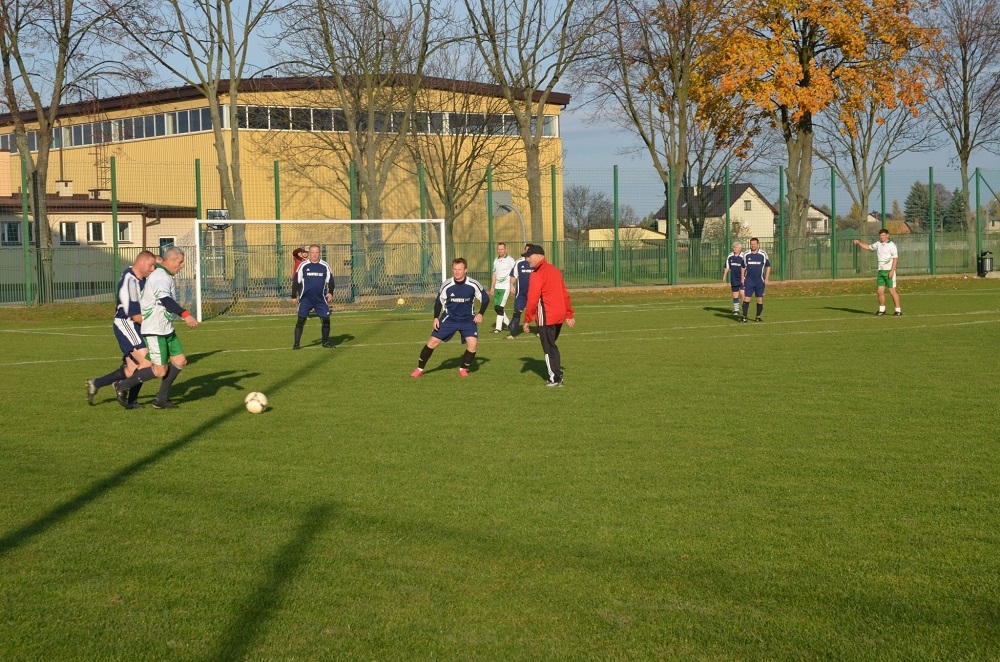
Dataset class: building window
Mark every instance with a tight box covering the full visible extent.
[87,222,105,243]
[159,237,176,253]
[744,200,752,211]
[118,221,131,243]
[2,221,22,245]
[60,222,78,244]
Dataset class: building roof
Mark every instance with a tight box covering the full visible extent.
[0,193,196,218]
[653,183,775,220]
[0,76,572,127]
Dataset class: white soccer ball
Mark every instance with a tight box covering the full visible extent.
[396,297,406,306]
[245,391,268,414]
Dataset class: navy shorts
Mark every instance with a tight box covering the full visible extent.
[432,318,478,343]
[730,281,744,293]
[297,296,330,318]
[113,318,145,355]
[744,281,765,298]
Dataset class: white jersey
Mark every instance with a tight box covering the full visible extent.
[869,240,898,271]
[140,265,178,336]
[493,255,516,290]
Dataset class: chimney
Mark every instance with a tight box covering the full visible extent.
[90,188,111,201]
[55,180,73,197]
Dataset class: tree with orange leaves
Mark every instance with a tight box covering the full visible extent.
[716,0,934,267]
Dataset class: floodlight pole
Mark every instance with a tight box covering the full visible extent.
[497,204,527,247]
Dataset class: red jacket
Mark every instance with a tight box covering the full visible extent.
[524,258,574,326]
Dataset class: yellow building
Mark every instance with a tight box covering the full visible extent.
[0,76,569,254]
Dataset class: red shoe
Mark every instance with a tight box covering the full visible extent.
[458,368,469,377]
[410,368,424,378]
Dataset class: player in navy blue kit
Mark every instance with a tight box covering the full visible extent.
[506,245,534,339]
[85,250,158,408]
[722,241,746,316]
[740,237,771,323]
[292,244,336,349]
[411,257,489,378]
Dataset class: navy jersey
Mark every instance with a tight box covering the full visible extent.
[115,267,145,320]
[294,259,335,299]
[725,253,745,285]
[436,276,488,323]
[744,250,770,282]
[511,258,534,302]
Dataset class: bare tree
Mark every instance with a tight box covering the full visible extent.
[274,0,438,221]
[814,88,938,224]
[564,184,613,240]
[462,0,612,241]
[0,0,149,303]
[923,0,1000,217]
[104,0,286,221]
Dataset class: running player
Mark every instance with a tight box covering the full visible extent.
[86,250,157,408]
[740,237,770,323]
[506,244,534,339]
[411,257,489,378]
[292,244,336,349]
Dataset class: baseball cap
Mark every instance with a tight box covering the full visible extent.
[521,244,545,257]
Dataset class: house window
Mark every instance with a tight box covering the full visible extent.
[2,221,22,245]
[60,222,78,244]
[159,237,176,253]
[744,200,752,211]
[118,222,131,243]
[87,222,105,243]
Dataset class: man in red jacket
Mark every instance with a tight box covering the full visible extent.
[521,244,575,387]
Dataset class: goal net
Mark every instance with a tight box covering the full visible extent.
[175,219,446,321]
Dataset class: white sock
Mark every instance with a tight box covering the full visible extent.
[879,305,886,312]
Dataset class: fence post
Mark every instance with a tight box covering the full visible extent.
[486,165,494,266]
[929,167,936,275]
[880,165,886,227]
[349,162,359,301]
[668,166,677,285]
[274,161,282,291]
[419,163,428,281]
[613,165,620,287]
[975,167,982,259]
[20,156,33,305]
[111,156,120,279]
[724,165,731,253]
[551,165,558,267]
[831,167,837,279]
[195,159,203,220]
[778,166,785,280]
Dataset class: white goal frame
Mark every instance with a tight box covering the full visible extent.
[192,218,447,321]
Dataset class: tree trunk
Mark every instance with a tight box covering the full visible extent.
[524,141,544,242]
[784,125,814,278]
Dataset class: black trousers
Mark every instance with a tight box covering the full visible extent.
[537,323,564,382]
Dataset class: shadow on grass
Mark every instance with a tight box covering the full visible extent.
[213,503,336,662]
[297,333,355,349]
[519,356,549,380]
[185,350,225,365]
[0,325,370,562]
[704,306,741,320]
[171,369,261,403]
[823,307,873,315]
[425,354,491,374]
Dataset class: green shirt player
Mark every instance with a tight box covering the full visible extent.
[113,246,199,408]
[854,228,902,316]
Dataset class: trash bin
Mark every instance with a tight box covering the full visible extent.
[979,251,993,277]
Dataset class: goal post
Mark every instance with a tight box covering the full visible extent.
[179,218,447,321]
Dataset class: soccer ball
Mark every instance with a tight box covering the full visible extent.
[244,391,268,414]
[396,297,406,306]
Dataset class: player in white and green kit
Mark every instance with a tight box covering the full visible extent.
[113,246,199,408]
[854,229,902,316]
[489,242,517,333]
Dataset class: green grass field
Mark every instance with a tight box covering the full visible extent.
[2,277,999,660]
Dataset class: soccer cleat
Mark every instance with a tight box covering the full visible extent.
[893,311,902,316]
[112,381,129,408]
[492,329,500,333]
[292,343,301,350]
[410,368,424,378]
[505,334,515,340]
[152,400,179,409]
[546,379,564,387]
[875,310,886,316]
[733,310,741,316]
[85,379,98,405]
[755,317,762,322]
[740,317,748,323]
[458,368,469,377]
[125,402,145,410]
[322,342,334,348]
